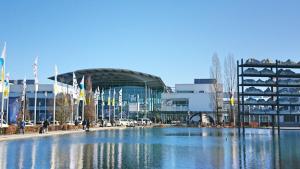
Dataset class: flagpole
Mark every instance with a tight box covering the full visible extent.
[23,96,25,121]
[33,57,39,125]
[108,88,111,123]
[34,88,37,125]
[113,89,115,121]
[82,100,85,121]
[6,85,9,123]
[53,90,56,125]
[101,89,104,121]
[53,65,57,125]
[76,100,79,121]
[120,105,123,119]
[119,88,122,119]
[137,94,139,119]
[95,103,96,122]
[0,43,6,128]
[71,96,74,123]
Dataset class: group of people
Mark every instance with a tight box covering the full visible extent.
[18,119,50,134]
[18,118,96,134]
[39,120,50,134]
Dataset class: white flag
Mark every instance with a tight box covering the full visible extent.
[73,72,78,98]
[94,87,100,105]
[33,56,38,91]
[101,89,104,105]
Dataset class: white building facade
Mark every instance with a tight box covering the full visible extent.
[161,79,223,123]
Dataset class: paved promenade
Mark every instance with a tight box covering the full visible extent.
[0,126,127,142]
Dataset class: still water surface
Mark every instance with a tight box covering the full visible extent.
[0,128,299,169]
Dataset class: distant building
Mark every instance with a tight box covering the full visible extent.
[3,80,73,124]
[161,79,223,123]
[2,68,166,124]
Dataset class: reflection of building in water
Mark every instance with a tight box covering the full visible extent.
[69,144,84,169]
[100,143,104,169]
[78,144,84,169]
[231,132,239,169]
[18,143,25,169]
[0,142,7,169]
[31,140,36,169]
[118,144,123,169]
[50,141,57,169]
[107,143,111,168]
[82,144,94,169]
[92,144,98,169]
[111,144,115,168]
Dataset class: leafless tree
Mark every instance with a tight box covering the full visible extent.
[56,93,72,125]
[17,97,30,122]
[84,75,95,121]
[224,54,237,125]
[210,53,222,124]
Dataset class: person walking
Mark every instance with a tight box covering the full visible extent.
[82,119,86,130]
[19,120,25,134]
[74,119,79,130]
[86,119,90,131]
[43,119,49,133]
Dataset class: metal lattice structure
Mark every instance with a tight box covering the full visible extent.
[238,59,300,133]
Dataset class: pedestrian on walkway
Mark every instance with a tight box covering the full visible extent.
[19,120,25,134]
[43,119,49,133]
[82,119,86,130]
[74,119,79,130]
[86,119,90,131]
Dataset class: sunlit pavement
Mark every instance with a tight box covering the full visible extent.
[0,126,128,142]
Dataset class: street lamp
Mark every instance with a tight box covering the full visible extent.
[45,92,47,121]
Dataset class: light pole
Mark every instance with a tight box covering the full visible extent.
[44,92,47,121]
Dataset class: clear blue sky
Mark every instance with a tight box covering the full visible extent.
[1,0,300,86]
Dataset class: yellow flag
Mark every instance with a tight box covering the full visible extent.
[230,97,234,106]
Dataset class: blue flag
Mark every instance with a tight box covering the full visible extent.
[0,58,4,67]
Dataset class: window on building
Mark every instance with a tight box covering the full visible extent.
[176,91,194,93]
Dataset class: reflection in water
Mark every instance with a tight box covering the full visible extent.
[1,128,300,169]
[0,142,7,169]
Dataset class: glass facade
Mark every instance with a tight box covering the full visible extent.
[89,86,162,120]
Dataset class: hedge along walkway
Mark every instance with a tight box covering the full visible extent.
[0,126,127,142]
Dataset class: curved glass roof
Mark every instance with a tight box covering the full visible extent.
[48,68,166,90]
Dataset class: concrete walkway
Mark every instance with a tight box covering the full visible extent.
[0,126,127,142]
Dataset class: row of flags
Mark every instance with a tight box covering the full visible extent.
[0,42,125,124]
[69,71,123,106]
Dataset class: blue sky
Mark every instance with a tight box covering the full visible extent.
[1,0,300,86]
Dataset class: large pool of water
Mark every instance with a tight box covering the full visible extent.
[0,128,299,169]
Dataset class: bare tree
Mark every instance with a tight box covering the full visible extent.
[56,93,72,125]
[210,53,222,124]
[224,54,237,125]
[84,75,95,121]
[17,97,30,122]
